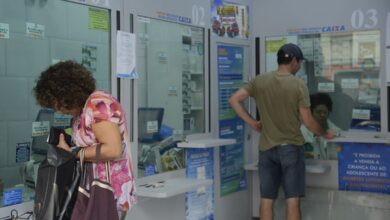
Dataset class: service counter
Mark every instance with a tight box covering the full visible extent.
[245,131,390,218]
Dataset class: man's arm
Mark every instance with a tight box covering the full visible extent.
[229,88,262,132]
[299,106,335,139]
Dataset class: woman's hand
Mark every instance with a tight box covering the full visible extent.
[323,129,336,140]
[57,133,71,152]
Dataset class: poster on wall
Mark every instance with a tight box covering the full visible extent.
[338,143,390,194]
[211,0,249,39]
[185,148,214,220]
[217,45,247,196]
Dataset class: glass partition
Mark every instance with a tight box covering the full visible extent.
[0,0,111,207]
[265,30,381,160]
[136,17,205,177]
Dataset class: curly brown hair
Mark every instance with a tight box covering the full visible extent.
[34,60,96,111]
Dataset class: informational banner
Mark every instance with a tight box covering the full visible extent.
[217,45,247,196]
[218,45,244,121]
[339,143,390,194]
[287,24,346,35]
[185,148,214,220]
[156,11,192,24]
[211,0,249,39]
[219,120,246,196]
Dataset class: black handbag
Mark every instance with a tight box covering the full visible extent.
[34,145,80,220]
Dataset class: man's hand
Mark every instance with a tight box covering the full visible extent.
[249,120,262,132]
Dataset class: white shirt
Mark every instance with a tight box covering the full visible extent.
[300,120,340,159]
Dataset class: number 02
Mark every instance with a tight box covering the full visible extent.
[192,5,205,26]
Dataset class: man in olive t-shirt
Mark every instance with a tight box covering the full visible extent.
[229,43,335,220]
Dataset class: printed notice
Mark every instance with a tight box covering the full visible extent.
[352,109,370,120]
[341,78,359,89]
[339,143,390,194]
[318,82,335,92]
[32,121,50,137]
[116,31,137,78]
[146,121,158,133]
[266,37,287,53]
[26,22,45,39]
[0,23,10,39]
[53,113,72,127]
[88,7,109,31]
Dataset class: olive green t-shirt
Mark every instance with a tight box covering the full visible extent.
[242,71,310,151]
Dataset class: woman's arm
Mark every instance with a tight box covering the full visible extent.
[86,121,122,161]
[58,120,123,162]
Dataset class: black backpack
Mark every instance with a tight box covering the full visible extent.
[34,145,80,220]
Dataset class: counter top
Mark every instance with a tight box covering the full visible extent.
[244,161,331,174]
[136,177,212,198]
[327,131,390,144]
[177,138,236,148]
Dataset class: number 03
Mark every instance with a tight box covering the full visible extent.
[351,9,378,29]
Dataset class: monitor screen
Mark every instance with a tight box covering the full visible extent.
[138,107,164,143]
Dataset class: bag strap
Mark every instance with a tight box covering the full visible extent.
[95,144,111,184]
[79,148,85,172]
[95,143,102,162]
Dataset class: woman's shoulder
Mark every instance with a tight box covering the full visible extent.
[87,90,118,104]
[84,90,122,113]
[90,90,113,98]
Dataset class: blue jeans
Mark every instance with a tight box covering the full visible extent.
[258,144,305,199]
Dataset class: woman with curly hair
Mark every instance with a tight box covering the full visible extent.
[300,92,341,159]
[34,60,136,219]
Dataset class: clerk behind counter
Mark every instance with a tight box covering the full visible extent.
[300,93,341,159]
